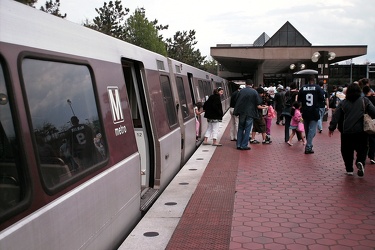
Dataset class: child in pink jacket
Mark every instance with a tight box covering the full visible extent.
[287,101,306,146]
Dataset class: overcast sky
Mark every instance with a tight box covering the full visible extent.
[37,0,374,64]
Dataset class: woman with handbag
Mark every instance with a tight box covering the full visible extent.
[329,83,375,177]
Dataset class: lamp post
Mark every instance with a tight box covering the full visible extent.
[289,63,306,89]
[67,99,76,116]
[311,51,336,86]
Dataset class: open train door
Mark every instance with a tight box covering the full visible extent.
[121,59,156,204]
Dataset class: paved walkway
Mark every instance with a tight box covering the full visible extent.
[166,115,375,250]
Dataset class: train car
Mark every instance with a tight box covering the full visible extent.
[0,1,229,249]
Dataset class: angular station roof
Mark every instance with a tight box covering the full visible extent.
[211,21,367,79]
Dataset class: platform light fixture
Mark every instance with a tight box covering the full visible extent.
[311,51,336,63]
[289,63,305,71]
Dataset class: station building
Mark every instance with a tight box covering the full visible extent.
[210,21,371,88]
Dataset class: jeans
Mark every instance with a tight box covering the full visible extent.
[284,115,291,142]
[237,115,253,148]
[304,119,318,150]
[317,108,325,131]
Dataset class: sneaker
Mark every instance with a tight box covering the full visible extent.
[305,149,314,154]
[287,141,293,146]
[250,139,260,144]
[370,159,375,164]
[266,135,272,143]
[356,162,364,177]
[346,172,354,176]
[262,140,271,144]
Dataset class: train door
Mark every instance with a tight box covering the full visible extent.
[121,60,154,192]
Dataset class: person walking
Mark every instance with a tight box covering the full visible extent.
[229,85,241,141]
[249,87,271,144]
[233,80,262,150]
[287,101,306,146]
[298,75,324,154]
[363,85,375,164]
[282,82,299,142]
[329,83,375,177]
[274,85,285,125]
[202,87,224,146]
[317,80,329,133]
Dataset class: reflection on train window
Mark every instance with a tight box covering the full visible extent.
[21,59,106,191]
[198,80,205,102]
[175,77,189,119]
[160,75,177,126]
[0,61,24,215]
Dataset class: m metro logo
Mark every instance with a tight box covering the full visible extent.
[108,86,127,136]
[107,86,124,124]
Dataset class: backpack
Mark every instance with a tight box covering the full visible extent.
[329,93,337,108]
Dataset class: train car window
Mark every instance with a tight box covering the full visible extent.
[197,80,205,102]
[175,77,189,119]
[156,60,165,71]
[0,61,25,216]
[160,75,177,126]
[21,59,106,192]
[203,81,212,99]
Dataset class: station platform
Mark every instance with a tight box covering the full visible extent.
[119,111,375,250]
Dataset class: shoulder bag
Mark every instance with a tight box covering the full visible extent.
[363,99,375,134]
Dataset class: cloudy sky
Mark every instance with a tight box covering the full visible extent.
[38,0,374,64]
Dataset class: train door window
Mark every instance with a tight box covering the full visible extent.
[198,80,205,102]
[203,81,212,99]
[0,60,25,217]
[175,77,189,119]
[160,75,177,126]
[21,59,106,193]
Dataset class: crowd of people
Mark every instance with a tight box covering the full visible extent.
[200,76,375,178]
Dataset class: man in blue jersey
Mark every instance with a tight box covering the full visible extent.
[298,75,324,154]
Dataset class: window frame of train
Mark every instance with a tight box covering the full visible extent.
[20,56,108,195]
[0,56,30,223]
[175,76,190,120]
[203,81,213,99]
[160,75,178,127]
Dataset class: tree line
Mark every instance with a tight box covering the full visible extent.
[15,0,218,74]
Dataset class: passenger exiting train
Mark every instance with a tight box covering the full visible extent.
[202,87,224,146]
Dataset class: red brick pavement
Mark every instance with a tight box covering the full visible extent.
[166,117,375,250]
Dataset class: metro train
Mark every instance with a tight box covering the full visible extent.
[0,1,230,249]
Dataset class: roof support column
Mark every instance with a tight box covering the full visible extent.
[255,61,264,86]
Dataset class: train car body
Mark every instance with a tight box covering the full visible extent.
[0,0,229,249]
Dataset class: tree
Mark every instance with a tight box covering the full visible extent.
[166,30,206,68]
[202,58,218,75]
[14,0,37,6]
[124,8,168,56]
[40,0,67,18]
[85,0,129,40]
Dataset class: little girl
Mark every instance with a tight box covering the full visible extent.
[287,101,306,146]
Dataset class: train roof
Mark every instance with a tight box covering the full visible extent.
[0,0,166,71]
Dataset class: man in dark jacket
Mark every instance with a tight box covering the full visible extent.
[233,80,262,150]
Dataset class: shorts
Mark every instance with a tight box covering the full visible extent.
[252,117,266,133]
